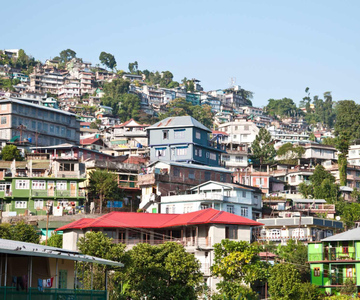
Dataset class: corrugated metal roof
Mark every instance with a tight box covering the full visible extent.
[147,116,211,132]
[322,227,360,242]
[56,208,263,231]
[0,238,123,268]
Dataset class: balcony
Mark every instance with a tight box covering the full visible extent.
[309,248,356,262]
[0,287,106,299]
[113,236,212,248]
[293,203,336,213]
[118,180,138,189]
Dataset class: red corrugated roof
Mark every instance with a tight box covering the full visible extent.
[56,208,263,231]
[80,122,91,126]
[80,138,101,145]
[212,130,229,136]
[56,218,94,231]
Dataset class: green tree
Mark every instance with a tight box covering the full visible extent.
[277,143,305,164]
[268,263,302,299]
[59,49,76,63]
[159,71,174,87]
[265,98,301,119]
[1,145,22,161]
[336,202,360,228]
[101,78,131,114]
[99,52,117,71]
[251,128,276,165]
[277,239,309,281]
[42,233,62,248]
[299,165,340,204]
[126,242,203,300]
[0,221,40,243]
[128,61,138,74]
[211,240,270,298]
[89,122,98,129]
[88,170,121,214]
[117,94,141,122]
[77,231,128,295]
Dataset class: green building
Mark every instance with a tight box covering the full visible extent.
[0,153,86,217]
[308,227,360,296]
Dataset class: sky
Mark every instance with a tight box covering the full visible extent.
[2,0,360,107]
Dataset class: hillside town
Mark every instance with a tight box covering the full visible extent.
[1,48,360,299]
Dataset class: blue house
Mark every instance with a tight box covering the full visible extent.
[146,116,226,167]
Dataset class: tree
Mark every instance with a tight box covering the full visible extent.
[268,263,319,300]
[88,170,121,214]
[128,61,138,74]
[43,233,62,248]
[89,122,98,129]
[299,165,340,204]
[277,239,309,281]
[0,221,40,244]
[1,145,22,161]
[251,128,276,165]
[126,242,203,300]
[277,143,305,164]
[159,98,214,129]
[265,98,301,119]
[99,52,117,71]
[211,240,270,298]
[336,202,360,228]
[77,231,128,294]
[117,94,141,122]
[59,49,76,63]
[160,71,174,87]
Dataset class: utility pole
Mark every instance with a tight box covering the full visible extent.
[35,131,40,149]
[17,124,27,144]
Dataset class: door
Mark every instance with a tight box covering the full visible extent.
[70,182,76,197]
[48,181,54,196]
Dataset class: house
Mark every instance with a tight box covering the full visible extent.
[147,116,226,167]
[138,160,233,211]
[29,69,67,95]
[0,152,86,217]
[80,138,105,151]
[0,97,80,146]
[348,144,360,166]
[0,238,123,299]
[308,227,360,295]
[57,208,263,292]
[256,216,343,244]
[146,181,262,220]
[218,118,260,148]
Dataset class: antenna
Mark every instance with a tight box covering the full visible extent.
[229,77,236,88]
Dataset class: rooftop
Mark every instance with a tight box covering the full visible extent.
[147,116,211,132]
[322,227,360,242]
[56,208,263,231]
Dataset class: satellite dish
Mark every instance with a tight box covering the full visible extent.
[335,216,341,221]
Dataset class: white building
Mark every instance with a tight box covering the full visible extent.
[146,181,262,220]
[348,144,360,166]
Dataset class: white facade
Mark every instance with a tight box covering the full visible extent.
[218,119,259,146]
[348,144,360,166]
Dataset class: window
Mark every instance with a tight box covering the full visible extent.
[222,155,230,161]
[34,199,44,209]
[242,191,247,198]
[205,171,211,181]
[31,120,36,129]
[227,205,234,214]
[61,127,65,136]
[163,130,169,140]
[209,153,217,160]
[241,207,249,217]
[235,156,243,162]
[173,167,180,177]
[196,130,201,139]
[244,125,249,131]
[1,117,6,124]
[155,148,166,157]
[55,126,60,135]
[165,205,175,214]
[176,147,187,156]
[60,163,75,171]
[314,268,320,277]
[15,201,27,209]
[174,129,185,139]
[0,184,4,191]
[184,204,193,213]
[220,173,226,182]
[1,104,7,111]
[56,181,67,190]
[16,180,29,189]
[37,122,42,131]
[50,125,54,133]
[189,170,195,179]
[59,270,67,289]
[32,180,45,189]
[43,123,48,133]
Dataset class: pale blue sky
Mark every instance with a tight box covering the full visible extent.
[3,0,360,106]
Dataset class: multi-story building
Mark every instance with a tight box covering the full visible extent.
[147,116,226,167]
[58,80,80,99]
[185,92,201,106]
[308,228,360,295]
[79,72,93,95]
[146,181,262,220]
[220,143,249,171]
[0,152,86,217]
[200,94,221,112]
[30,69,67,94]
[240,106,263,116]
[0,98,80,146]
[256,216,343,244]
[348,144,360,166]
[58,208,263,292]
[218,118,260,147]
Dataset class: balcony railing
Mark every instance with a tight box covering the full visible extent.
[293,204,336,212]
[330,276,355,286]
[113,236,212,247]
[308,248,356,261]
[0,287,106,300]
